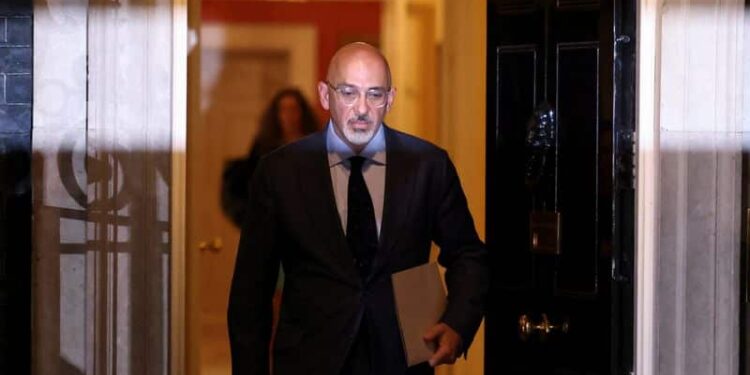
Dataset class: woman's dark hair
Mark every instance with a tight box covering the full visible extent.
[251,88,319,155]
[221,88,319,226]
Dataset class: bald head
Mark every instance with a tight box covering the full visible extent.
[326,42,392,88]
[318,42,396,153]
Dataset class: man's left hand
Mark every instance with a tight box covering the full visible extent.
[422,323,462,367]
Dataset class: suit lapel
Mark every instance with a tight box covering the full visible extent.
[296,132,360,285]
[372,126,417,276]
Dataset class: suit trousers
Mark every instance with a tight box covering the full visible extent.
[340,322,371,375]
[339,320,434,375]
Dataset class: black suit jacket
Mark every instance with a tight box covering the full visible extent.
[228,126,488,375]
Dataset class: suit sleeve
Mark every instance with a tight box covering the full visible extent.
[227,158,281,375]
[432,151,489,355]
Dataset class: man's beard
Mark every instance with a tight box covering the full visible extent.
[343,116,377,146]
[343,125,376,146]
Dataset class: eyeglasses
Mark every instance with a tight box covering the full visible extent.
[325,81,391,108]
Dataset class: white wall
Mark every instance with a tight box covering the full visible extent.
[32,0,182,373]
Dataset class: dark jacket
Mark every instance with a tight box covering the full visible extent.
[227,126,488,375]
[221,141,282,227]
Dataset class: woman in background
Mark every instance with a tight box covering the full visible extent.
[221,88,319,227]
[221,88,319,368]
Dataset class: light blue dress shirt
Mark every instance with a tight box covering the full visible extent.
[326,121,387,237]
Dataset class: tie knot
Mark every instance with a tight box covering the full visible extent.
[349,156,366,172]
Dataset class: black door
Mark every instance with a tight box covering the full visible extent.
[485,1,635,374]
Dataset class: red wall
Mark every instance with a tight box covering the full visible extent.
[202,1,382,84]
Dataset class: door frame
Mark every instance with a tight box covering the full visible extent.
[170,0,190,374]
[635,1,660,373]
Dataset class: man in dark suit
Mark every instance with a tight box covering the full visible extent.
[228,42,488,375]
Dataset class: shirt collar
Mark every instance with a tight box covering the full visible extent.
[326,120,386,167]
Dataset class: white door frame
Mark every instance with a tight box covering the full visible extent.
[170,1,189,374]
[635,1,660,374]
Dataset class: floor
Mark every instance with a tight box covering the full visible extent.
[200,292,281,375]
[200,315,232,375]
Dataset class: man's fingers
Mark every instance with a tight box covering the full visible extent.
[429,346,450,367]
[428,344,453,367]
[424,323,462,367]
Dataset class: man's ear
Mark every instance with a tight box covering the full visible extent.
[317,81,330,111]
[385,87,396,113]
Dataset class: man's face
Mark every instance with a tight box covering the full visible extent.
[318,52,395,151]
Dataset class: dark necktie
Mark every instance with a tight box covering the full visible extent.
[347,156,378,279]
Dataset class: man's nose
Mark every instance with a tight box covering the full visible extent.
[354,94,369,114]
